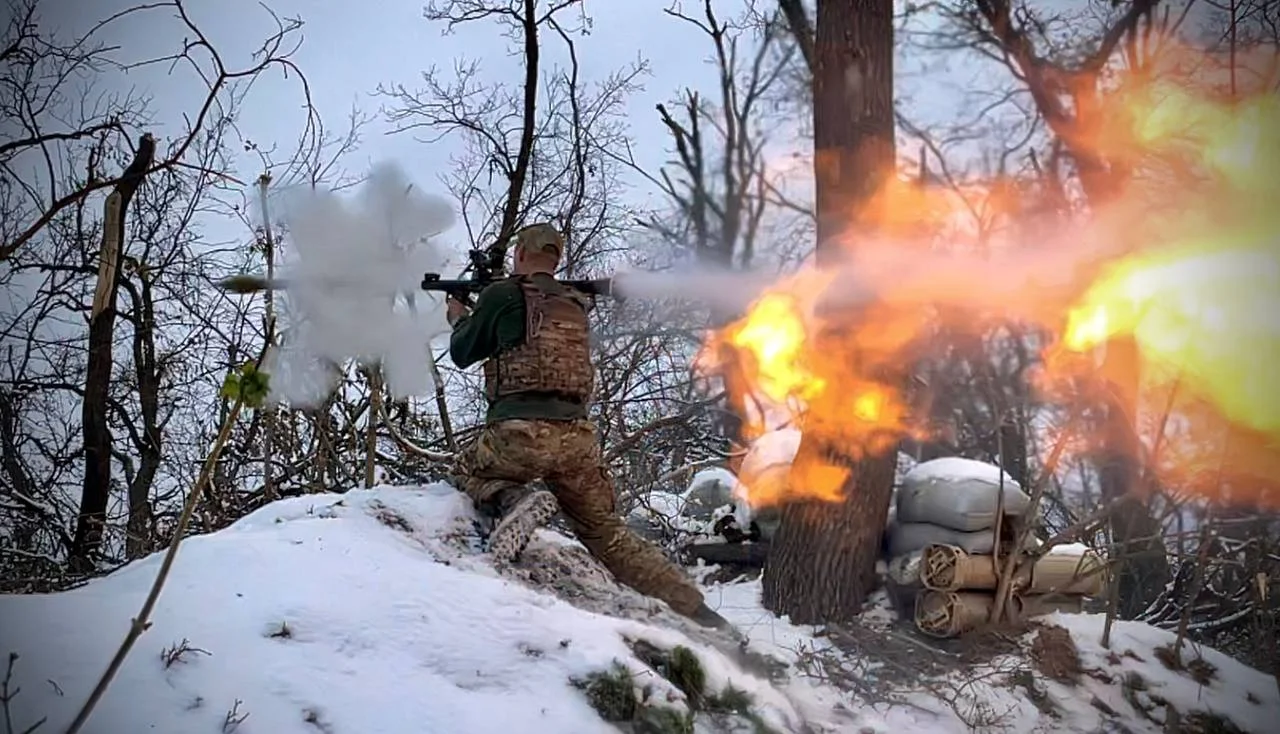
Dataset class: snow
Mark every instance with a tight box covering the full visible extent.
[1041,612,1280,734]
[2,483,1276,734]
[628,468,749,538]
[0,485,810,734]
[1044,542,1092,556]
[686,467,752,529]
[902,456,1022,490]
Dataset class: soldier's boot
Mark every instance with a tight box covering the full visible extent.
[690,603,790,681]
[690,602,741,639]
[487,486,560,565]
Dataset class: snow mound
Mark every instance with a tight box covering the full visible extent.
[1,484,1275,734]
[1036,612,1279,734]
[0,485,813,734]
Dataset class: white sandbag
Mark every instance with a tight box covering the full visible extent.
[886,521,999,557]
[896,457,1031,532]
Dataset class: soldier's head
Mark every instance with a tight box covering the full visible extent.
[512,222,563,275]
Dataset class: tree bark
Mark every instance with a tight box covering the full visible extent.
[495,0,541,247]
[125,267,162,559]
[1096,337,1170,618]
[71,133,156,571]
[761,0,898,624]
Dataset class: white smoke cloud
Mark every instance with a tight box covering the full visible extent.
[259,161,458,408]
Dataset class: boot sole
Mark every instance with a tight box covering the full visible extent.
[488,490,560,565]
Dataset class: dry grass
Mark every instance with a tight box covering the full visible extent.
[1028,624,1082,683]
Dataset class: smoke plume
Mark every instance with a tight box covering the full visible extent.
[260,161,457,408]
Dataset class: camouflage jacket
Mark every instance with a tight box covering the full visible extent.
[449,273,592,424]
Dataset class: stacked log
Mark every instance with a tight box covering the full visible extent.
[912,542,1105,638]
[881,457,1106,637]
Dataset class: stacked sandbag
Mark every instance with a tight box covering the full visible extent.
[881,457,1029,618]
[886,457,1034,557]
[883,550,926,618]
[913,541,1106,638]
[878,457,1094,637]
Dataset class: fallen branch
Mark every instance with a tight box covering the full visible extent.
[682,541,769,567]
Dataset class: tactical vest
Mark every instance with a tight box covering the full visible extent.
[482,275,595,404]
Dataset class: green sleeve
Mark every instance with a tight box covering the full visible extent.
[448,280,521,369]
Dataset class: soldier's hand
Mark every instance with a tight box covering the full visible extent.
[446,296,469,325]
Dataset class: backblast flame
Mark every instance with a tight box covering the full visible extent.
[703,42,1280,510]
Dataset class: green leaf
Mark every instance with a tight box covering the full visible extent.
[220,362,272,408]
[241,369,272,409]
[220,372,242,401]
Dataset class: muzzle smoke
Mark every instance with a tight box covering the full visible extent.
[261,161,457,408]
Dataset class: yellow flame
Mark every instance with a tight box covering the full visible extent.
[707,45,1280,506]
[1062,237,1280,439]
[1062,81,1280,442]
[724,292,824,404]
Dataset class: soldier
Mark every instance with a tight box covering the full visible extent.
[446,222,733,632]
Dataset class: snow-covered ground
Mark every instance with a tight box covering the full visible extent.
[1,483,1275,734]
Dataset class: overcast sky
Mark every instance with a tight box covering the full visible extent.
[19,0,1122,271]
[34,1,772,242]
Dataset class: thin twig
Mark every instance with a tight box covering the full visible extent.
[64,395,248,734]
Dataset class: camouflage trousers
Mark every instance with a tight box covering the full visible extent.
[451,418,705,617]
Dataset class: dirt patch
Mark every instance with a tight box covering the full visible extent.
[1180,710,1247,734]
[1029,624,1082,684]
[1153,643,1219,686]
[1154,643,1180,670]
[1185,656,1218,686]
[366,500,414,534]
[1008,669,1059,718]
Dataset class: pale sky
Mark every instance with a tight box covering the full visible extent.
[17,0,1219,265]
[33,1,785,247]
[23,0,1032,258]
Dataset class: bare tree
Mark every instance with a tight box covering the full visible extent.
[0,0,365,585]
[627,1,805,466]
[923,0,1179,619]
[73,135,157,570]
[378,0,589,256]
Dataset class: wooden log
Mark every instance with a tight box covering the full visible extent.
[682,541,770,567]
[920,543,1106,597]
[914,589,1087,638]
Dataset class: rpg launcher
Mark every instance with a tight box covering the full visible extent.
[420,245,618,305]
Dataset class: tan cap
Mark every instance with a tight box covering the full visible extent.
[515,222,564,258]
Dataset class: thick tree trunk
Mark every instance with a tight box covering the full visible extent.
[71,134,156,571]
[761,0,898,624]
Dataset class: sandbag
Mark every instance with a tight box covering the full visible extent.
[682,468,737,520]
[897,457,1031,532]
[886,521,998,557]
[884,551,925,618]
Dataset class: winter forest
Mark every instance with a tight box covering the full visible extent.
[1,0,1278,732]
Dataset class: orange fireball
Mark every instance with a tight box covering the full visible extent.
[702,42,1280,510]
